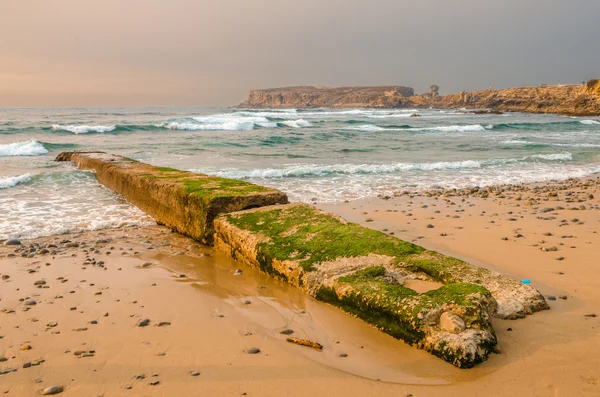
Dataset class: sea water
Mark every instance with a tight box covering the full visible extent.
[1,106,599,239]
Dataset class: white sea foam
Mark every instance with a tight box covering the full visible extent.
[191,115,270,124]
[530,152,573,161]
[0,174,32,189]
[501,140,530,145]
[344,125,387,132]
[167,121,256,131]
[281,119,312,128]
[195,160,484,179]
[0,171,155,240]
[52,124,116,134]
[411,124,487,133]
[367,113,413,119]
[580,119,600,125]
[167,114,310,131]
[0,140,48,156]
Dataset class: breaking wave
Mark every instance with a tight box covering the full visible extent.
[0,174,32,189]
[281,119,312,128]
[195,152,574,180]
[530,152,573,161]
[0,140,48,156]
[52,124,116,134]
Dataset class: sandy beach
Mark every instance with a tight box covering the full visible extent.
[1,176,598,396]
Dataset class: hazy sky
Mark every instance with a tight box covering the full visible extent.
[1,0,599,106]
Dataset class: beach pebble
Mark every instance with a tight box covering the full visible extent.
[137,319,150,327]
[24,300,37,306]
[5,239,21,246]
[280,329,294,335]
[42,385,64,395]
[190,371,200,377]
[233,269,243,276]
[247,348,261,354]
[339,353,348,358]
[547,296,557,301]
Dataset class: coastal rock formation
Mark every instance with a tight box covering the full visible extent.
[416,82,600,116]
[240,86,414,109]
[55,152,288,244]
[240,80,600,116]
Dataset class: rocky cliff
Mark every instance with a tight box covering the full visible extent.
[414,82,600,116]
[240,80,600,116]
[240,86,414,108]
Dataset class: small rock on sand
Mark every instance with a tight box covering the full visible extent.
[42,386,64,395]
[247,348,261,354]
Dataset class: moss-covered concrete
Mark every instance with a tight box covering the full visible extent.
[316,266,498,368]
[55,151,288,243]
[216,203,547,319]
[213,204,502,368]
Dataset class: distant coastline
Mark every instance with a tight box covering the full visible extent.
[240,80,600,117]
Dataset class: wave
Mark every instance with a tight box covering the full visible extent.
[530,152,573,161]
[165,114,314,131]
[0,140,48,156]
[52,124,116,134]
[167,121,253,131]
[344,124,388,132]
[487,120,600,130]
[502,139,600,149]
[0,173,32,189]
[281,119,312,128]
[195,152,574,180]
[342,124,487,133]
[412,124,487,133]
[197,160,484,179]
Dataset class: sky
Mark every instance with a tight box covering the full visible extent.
[1,0,599,107]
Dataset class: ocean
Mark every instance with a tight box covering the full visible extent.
[1,106,600,240]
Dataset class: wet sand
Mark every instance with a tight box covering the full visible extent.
[1,176,600,396]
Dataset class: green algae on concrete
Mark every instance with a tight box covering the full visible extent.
[222,203,424,271]
[316,266,498,368]
[402,250,549,319]
[55,151,288,244]
[218,203,547,319]
[213,203,499,368]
